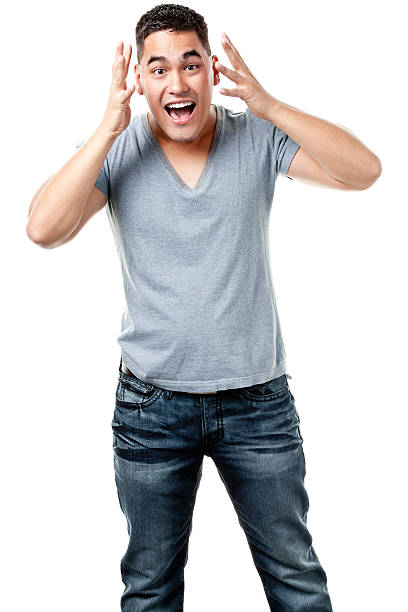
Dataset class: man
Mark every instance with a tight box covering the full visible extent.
[26,4,381,611]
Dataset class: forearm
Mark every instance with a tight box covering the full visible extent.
[266,97,381,188]
[26,127,116,246]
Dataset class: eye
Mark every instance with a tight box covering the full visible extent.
[152,64,199,76]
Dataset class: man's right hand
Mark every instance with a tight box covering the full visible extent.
[99,41,136,138]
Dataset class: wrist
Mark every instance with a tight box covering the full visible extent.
[264,95,283,124]
[94,124,120,147]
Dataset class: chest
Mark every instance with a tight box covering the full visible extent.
[160,146,210,190]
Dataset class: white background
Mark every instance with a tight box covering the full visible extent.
[2,0,406,610]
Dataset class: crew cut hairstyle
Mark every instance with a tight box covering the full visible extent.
[135,3,212,65]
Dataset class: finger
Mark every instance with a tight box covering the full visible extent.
[221,33,240,69]
[125,44,132,75]
[112,42,124,84]
[115,55,126,89]
[112,41,123,71]
[219,86,240,97]
[122,45,130,90]
[223,33,243,60]
[121,82,136,101]
[221,33,248,71]
[122,44,132,90]
[215,60,239,83]
[223,33,240,56]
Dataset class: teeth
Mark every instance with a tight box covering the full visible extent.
[166,102,194,108]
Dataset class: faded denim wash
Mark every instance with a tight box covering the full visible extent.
[112,359,333,611]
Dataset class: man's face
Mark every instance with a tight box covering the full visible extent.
[135,29,220,143]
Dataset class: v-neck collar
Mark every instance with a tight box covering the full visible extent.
[141,103,223,195]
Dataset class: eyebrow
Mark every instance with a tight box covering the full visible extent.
[146,49,202,67]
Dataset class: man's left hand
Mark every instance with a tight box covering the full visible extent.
[215,32,277,121]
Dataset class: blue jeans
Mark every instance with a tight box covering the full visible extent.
[112,359,333,611]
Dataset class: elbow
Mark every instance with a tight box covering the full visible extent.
[356,155,382,190]
[26,222,56,249]
[369,155,382,185]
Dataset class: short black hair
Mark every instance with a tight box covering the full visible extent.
[135,3,212,64]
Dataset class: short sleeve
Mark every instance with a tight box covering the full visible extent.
[75,138,110,199]
[267,122,300,180]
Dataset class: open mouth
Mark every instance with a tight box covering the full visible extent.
[165,102,196,125]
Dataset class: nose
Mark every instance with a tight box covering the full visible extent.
[168,69,189,95]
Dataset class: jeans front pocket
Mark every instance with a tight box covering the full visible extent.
[239,373,290,402]
[115,371,163,410]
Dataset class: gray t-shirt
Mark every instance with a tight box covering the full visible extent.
[76,103,300,392]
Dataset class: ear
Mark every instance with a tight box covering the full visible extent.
[211,55,221,87]
[134,64,144,96]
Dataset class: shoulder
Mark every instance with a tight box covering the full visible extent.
[220,104,272,134]
[105,115,142,164]
[114,115,140,148]
[221,104,247,127]
[220,104,275,149]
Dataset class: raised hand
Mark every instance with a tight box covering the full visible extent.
[216,33,275,121]
[99,41,136,138]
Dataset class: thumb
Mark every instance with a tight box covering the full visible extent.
[124,83,136,100]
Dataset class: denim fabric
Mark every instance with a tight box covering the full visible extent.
[112,359,333,611]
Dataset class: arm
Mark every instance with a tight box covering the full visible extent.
[28,174,56,219]
[266,99,382,190]
[26,128,114,248]
[26,40,136,249]
[215,32,382,191]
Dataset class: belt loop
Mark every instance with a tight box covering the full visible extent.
[119,356,122,373]
[163,388,173,400]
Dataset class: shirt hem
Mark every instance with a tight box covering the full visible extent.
[121,349,288,393]
[280,141,300,178]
